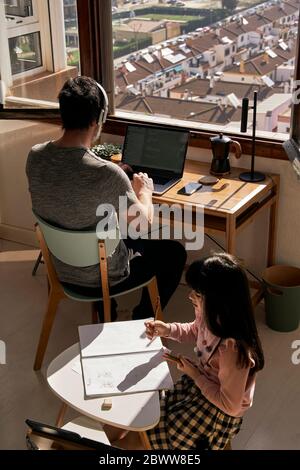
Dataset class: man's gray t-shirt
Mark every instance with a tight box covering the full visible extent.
[26,141,138,288]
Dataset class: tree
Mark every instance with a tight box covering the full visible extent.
[222,0,238,12]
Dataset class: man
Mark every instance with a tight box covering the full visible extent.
[26,76,186,320]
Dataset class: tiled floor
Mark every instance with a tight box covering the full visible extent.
[0,240,300,449]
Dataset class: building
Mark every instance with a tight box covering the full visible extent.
[114,18,182,45]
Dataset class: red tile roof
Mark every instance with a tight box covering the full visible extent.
[171,77,282,100]
[115,93,242,125]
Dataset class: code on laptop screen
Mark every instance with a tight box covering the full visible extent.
[122,125,189,174]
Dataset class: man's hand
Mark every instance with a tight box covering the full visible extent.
[130,173,154,224]
[132,173,153,199]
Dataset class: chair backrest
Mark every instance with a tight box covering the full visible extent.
[34,212,121,267]
[25,419,120,451]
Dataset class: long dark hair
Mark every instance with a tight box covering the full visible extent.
[185,253,264,373]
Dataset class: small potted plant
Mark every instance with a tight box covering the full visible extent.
[92,143,122,162]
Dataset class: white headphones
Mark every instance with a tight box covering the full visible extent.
[95,81,109,126]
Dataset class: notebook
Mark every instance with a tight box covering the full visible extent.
[122,124,189,195]
[78,319,173,398]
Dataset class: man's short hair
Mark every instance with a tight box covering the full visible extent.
[58,76,105,130]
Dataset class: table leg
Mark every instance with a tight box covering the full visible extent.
[267,178,279,266]
[139,431,152,450]
[55,402,68,427]
[226,215,236,255]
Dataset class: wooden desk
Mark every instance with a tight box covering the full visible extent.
[153,161,280,306]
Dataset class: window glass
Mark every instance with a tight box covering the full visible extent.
[113,0,299,138]
[9,32,42,75]
[5,0,33,18]
[0,0,80,108]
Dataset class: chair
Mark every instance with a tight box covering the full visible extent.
[26,417,151,451]
[25,417,116,451]
[33,213,163,371]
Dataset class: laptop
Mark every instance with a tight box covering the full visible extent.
[121,124,189,195]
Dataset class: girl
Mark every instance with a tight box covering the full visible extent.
[143,252,264,450]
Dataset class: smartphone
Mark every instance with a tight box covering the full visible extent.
[177,182,202,195]
[163,352,182,364]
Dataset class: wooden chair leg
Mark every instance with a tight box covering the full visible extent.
[147,277,163,321]
[103,296,111,323]
[33,291,61,371]
[91,302,99,324]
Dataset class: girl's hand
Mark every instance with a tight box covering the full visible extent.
[144,320,171,340]
[177,356,200,381]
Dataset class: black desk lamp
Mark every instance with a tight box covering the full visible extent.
[239,91,265,182]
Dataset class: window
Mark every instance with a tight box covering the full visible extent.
[0,0,80,107]
[1,0,300,159]
[111,0,299,141]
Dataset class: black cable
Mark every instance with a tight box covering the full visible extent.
[204,233,263,284]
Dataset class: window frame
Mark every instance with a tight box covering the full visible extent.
[0,0,297,160]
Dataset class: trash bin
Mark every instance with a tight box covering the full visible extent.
[262,265,300,332]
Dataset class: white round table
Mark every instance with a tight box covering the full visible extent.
[47,343,161,435]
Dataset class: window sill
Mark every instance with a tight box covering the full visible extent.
[104,111,288,161]
[0,108,288,161]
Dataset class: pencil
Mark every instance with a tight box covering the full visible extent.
[154,295,160,322]
[146,297,160,344]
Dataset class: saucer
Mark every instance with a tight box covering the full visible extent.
[198,175,219,185]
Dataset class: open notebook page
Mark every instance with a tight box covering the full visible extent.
[81,349,173,397]
[79,318,162,357]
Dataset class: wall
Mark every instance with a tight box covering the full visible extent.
[0,121,300,277]
[152,29,166,45]
[0,120,61,246]
[114,30,150,43]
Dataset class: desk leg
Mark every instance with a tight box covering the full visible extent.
[226,215,236,255]
[267,178,280,267]
[55,402,68,427]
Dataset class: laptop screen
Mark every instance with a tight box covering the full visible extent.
[122,124,189,175]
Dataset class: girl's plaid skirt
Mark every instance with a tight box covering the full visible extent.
[147,374,243,450]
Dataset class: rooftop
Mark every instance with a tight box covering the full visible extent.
[226,43,296,76]
[120,19,167,33]
[256,93,292,113]
[115,92,242,124]
[170,77,282,101]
